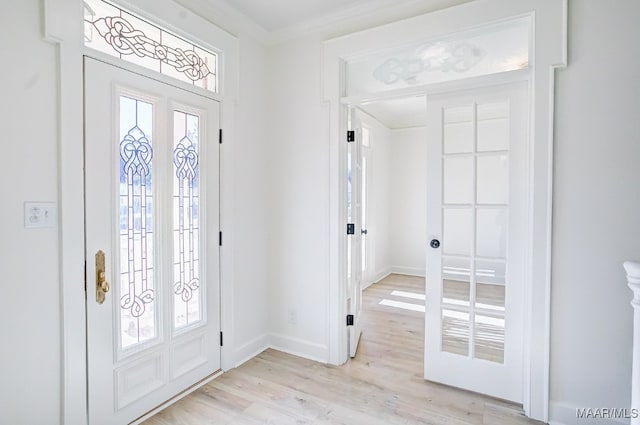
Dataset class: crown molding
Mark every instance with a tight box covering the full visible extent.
[172,0,471,46]
[173,0,269,42]
[267,0,472,45]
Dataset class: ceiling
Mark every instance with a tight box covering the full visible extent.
[359,96,427,129]
[212,0,471,33]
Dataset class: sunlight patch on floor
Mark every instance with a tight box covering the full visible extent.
[390,290,425,301]
[379,299,425,312]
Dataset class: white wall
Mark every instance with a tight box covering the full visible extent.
[0,2,61,424]
[549,0,640,423]
[390,127,428,277]
[231,34,271,363]
[357,118,427,285]
[358,111,392,285]
[265,37,330,360]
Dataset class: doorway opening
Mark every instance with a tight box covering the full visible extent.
[346,80,529,405]
[346,97,428,376]
[324,2,566,421]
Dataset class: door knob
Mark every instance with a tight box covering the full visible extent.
[361,229,368,235]
[430,239,440,249]
[99,271,110,293]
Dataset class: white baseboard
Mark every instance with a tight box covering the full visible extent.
[390,266,426,277]
[232,333,328,370]
[234,333,270,367]
[549,401,631,425]
[366,268,392,289]
[268,333,329,364]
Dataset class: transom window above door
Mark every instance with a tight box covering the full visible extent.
[83,0,219,93]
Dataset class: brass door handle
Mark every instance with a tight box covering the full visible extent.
[96,250,110,304]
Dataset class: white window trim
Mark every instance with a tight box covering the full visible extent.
[42,0,238,423]
[322,1,567,422]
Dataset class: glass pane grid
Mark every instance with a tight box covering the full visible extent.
[84,0,218,93]
[440,101,508,363]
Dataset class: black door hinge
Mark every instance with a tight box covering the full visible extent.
[219,128,223,144]
[219,231,223,246]
[346,314,354,326]
[347,223,355,235]
[220,331,224,346]
[347,130,355,142]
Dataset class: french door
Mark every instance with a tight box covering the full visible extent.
[360,124,371,286]
[347,109,364,357]
[85,57,221,424]
[425,83,527,402]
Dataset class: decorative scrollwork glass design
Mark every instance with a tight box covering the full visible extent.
[173,111,202,329]
[346,16,530,97]
[84,0,218,92]
[119,96,156,349]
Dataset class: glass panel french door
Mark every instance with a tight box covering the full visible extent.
[425,83,527,402]
[360,126,371,285]
[85,57,220,424]
[348,108,363,358]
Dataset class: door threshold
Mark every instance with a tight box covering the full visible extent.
[130,369,223,424]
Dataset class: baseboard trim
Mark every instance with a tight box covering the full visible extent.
[549,401,631,425]
[233,333,329,369]
[366,268,392,289]
[234,333,270,367]
[390,266,426,277]
[269,333,329,364]
[133,333,328,422]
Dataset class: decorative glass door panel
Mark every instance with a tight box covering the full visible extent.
[118,96,157,350]
[85,57,220,425]
[425,83,527,402]
[172,110,202,330]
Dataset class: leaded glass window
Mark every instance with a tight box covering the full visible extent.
[84,0,218,93]
[119,96,156,349]
[173,111,202,329]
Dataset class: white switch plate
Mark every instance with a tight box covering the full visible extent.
[24,202,57,229]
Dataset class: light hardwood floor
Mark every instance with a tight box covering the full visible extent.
[144,274,541,425]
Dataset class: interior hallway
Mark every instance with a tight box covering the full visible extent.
[144,274,541,425]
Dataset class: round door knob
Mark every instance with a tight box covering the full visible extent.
[430,239,440,249]
[361,229,368,235]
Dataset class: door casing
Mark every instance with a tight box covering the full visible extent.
[43,1,240,423]
[84,56,222,423]
[323,2,567,421]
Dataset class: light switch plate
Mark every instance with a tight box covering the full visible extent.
[24,202,57,228]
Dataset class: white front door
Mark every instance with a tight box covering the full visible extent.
[347,109,364,357]
[425,83,527,402]
[85,57,221,424]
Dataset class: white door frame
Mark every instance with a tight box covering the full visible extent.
[42,0,239,423]
[322,1,567,421]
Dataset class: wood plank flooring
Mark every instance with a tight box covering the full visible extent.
[144,274,541,425]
